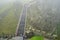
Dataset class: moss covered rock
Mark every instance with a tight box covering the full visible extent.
[29,36,44,40]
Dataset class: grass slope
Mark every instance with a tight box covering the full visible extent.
[0,5,22,35]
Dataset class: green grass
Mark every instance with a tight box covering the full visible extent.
[57,22,60,40]
[0,3,13,15]
[29,36,44,40]
[0,5,22,35]
[0,9,16,34]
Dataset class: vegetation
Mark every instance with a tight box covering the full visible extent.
[25,3,58,40]
[29,36,44,40]
[0,3,22,35]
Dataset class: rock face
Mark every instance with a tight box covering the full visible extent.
[0,36,23,40]
[11,36,23,40]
